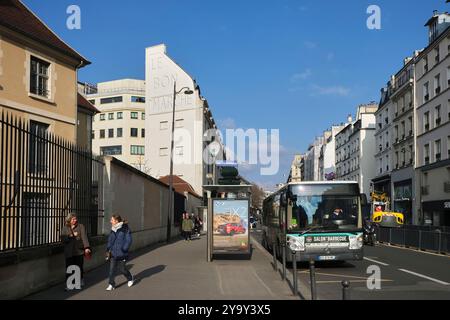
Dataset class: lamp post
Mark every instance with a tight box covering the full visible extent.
[167,82,193,243]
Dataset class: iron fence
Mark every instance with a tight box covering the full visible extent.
[1,112,104,252]
[375,225,450,254]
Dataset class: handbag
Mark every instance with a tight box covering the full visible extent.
[105,251,112,261]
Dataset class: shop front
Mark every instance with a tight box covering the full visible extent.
[393,180,413,225]
[422,200,450,227]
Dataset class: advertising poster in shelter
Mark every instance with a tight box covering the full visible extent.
[212,199,250,253]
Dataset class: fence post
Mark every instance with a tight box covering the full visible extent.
[419,230,422,251]
[342,281,350,300]
[292,251,298,296]
[389,227,392,244]
[403,227,406,247]
[437,230,442,254]
[272,241,277,271]
[282,241,286,281]
[309,259,317,300]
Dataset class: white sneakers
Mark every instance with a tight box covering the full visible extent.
[106,278,134,291]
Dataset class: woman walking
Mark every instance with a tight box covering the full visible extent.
[106,215,134,291]
[61,213,91,290]
[182,212,194,241]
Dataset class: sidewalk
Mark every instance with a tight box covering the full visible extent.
[26,235,299,300]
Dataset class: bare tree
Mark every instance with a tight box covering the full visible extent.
[133,156,151,175]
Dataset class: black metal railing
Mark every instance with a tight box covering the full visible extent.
[1,112,104,252]
[375,225,450,254]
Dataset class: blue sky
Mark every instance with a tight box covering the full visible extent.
[24,0,449,190]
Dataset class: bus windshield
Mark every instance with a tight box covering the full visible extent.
[287,184,360,232]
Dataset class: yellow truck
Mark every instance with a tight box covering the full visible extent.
[370,192,404,228]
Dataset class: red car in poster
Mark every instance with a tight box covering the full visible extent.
[218,223,246,236]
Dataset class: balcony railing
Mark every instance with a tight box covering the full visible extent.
[425,124,430,131]
[424,94,430,102]
[425,156,430,164]
[436,87,441,95]
[436,153,441,162]
[436,118,441,126]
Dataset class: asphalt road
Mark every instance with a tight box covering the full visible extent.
[250,226,450,300]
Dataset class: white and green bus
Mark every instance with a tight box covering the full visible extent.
[262,182,364,262]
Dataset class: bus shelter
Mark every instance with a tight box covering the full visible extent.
[203,185,252,262]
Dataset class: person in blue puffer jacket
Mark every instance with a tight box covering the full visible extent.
[106,215,134,291]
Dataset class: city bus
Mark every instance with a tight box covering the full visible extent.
[261,182,364,262]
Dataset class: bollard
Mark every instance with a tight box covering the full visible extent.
[272,242,277,271]
[309,259,317,300]
[342,281,350,300]
[437,230,442,254]
[282,242,286,281]
[292,251,298,296]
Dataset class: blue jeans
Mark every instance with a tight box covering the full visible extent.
[108,258,132,287]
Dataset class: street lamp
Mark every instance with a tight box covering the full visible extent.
[167,82,193,243]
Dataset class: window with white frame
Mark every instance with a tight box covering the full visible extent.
[435,139,442,162]
[424,144,430,164]
[424,112,430,132]
[30,56,50,98]
[435,74,441,95]
[175,146,184,156]
[160,121,168,130]
[447,67,450,87]
[436,105,441,126]
[159,148,168,156]
[130,145,145,155]
[408,117,413,136]
[175,119,184,128]
[423,82,430,103]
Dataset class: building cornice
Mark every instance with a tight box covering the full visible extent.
[0,98,76,125]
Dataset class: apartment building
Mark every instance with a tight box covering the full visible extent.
[88,79,148,172]
[336,104,378,199]
[318,125,346,181]
[415,11,450,226]
[145,44,223,196]
[373,56,417,224]
[288,154,305,182]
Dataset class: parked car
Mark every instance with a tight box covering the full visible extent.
[218,223,246,236]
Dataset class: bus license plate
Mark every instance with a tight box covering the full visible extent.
[318,256,336,261]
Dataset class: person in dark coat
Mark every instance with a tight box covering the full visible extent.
[61,213,91,290]
[106,215,134,291]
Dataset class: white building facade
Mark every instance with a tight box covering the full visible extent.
[89,79,148,171]
[415,12,450,226]
[336,104,378,199]
[304,136,325,182]
[145,44,221,196]
[288,154,305,182]
[318,125,345,181]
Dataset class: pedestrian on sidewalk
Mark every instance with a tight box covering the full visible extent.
[106,215,135,291]
[61,213,91,290]
[182,212,194,241]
